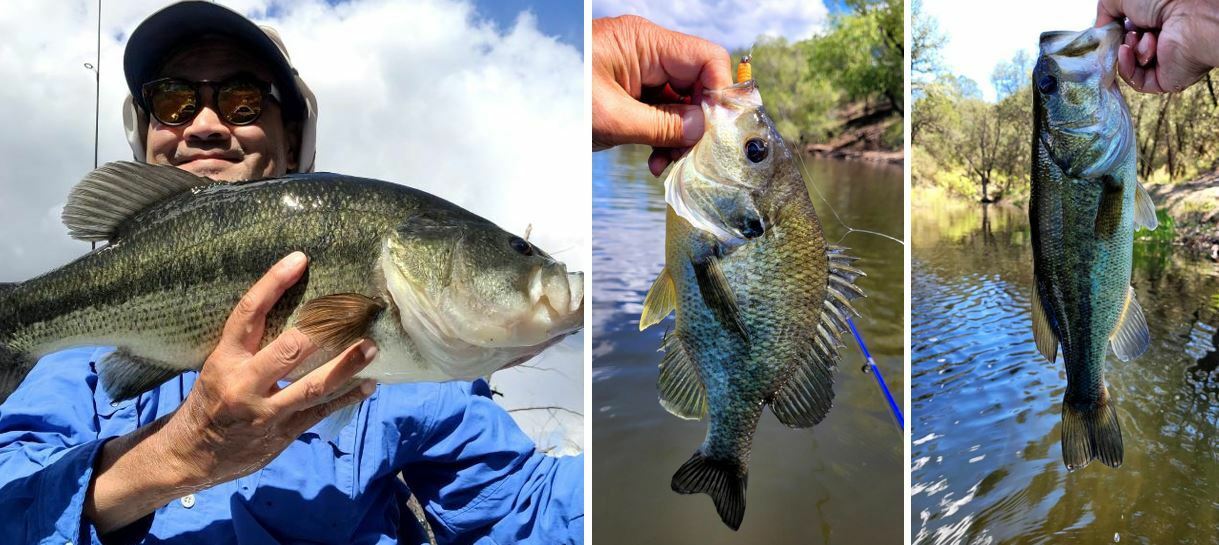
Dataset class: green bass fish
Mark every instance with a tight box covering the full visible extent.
[640,80,864,530]
[0,162,583,403]
[1030,23,1157,470]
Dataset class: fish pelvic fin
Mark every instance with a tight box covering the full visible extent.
[639,268,676,331]
[99,350,181,401]
[657,332,707,420]
[1061,393,1123,470]
[692,255,750,344]
[1031,287,1059,362]
[671,451,748,531]
[296,294,386,352]
[63,162,214,242]
[1110,286,1150,362]
[1134,181,1158,231]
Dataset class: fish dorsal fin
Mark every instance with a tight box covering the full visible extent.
[657,332,707,420]
[771,245,862,428]
[640,269,676,331]
[98,349,182,401]
[1031,287,1059,363]
[1134,181,1158,231]
[62,161,214,241]
[1110,286,1150,362]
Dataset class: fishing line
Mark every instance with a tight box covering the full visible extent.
[794,152,904,247]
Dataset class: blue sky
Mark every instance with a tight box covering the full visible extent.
[592,0,833,50]
[472,0,583,48]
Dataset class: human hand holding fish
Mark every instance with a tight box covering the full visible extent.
[591,15,733,175]
[1096,0,1219,93]
[85,252,378,533]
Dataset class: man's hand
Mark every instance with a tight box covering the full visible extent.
[85,252,378,534]
[592,15,732,175]
[1097,0,1219,93]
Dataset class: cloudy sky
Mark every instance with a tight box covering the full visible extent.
[921,0,1096,102]
[0,0,586,452]
[593,0,838,50]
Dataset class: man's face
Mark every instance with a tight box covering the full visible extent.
[145,39,296,181]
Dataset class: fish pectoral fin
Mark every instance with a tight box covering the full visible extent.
[692,256,749,344]
[62,162,215,242]
[1134,181,1159,231]
[771,340,835,428]
[657,333,707,420]
[1110,286,1150,362]
[296,294,387,351]
[98,350,182,401]
[639,269,676,331]
[1031,288,1059,363]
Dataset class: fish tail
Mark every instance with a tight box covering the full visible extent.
[671,451,748,530]
[1061,395,1123,470]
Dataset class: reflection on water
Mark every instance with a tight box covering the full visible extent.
[592,145,904,544]
[912,200,1219,545]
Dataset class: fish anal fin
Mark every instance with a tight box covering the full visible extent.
[1031,288,1059,363]
[692,256,749,344]
[671,451,748,531]
[640,269,676,331]
[1110,286,1150,362]
[62,162,214,241]
[1061,392,1123,470]
[771,342,835,428]
[657,333,707,420]
[296,294,386,352]
[99,350,181,401]
[1134,181,1158,231]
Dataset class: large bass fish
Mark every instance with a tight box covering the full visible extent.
[1030,23,1157,470]
[639,80,864,530]
[0,162,583,402]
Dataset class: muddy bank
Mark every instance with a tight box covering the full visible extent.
[1147,173,1219,257]
[804,102,902,165]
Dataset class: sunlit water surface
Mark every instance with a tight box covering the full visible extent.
[592,145,904,544]
[912,200,1219,545]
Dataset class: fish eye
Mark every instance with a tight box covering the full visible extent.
[1038,74,1058,94]
[745,138,768,163]
[508,236,533,256]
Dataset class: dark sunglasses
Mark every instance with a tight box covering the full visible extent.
[140,74,281,127]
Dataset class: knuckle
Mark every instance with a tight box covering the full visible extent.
[235,293,261,318]
[274,335,304,363]
[302,379,326,403]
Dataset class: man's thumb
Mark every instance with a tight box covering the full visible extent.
[612,98,704,148]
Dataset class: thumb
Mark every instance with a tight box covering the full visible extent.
[604,93,705,149]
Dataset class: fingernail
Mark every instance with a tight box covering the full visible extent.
[680,107,704,146]
[360,379,376,395]
[1136,35,1153,66]
[360,342,378,362]
[282,251,306,268]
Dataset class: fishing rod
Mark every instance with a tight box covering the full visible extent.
[846,316,903,431]
[85,0,101,251]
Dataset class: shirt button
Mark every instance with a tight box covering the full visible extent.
[180,494,196,509]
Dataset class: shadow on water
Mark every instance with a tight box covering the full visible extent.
[912,198,1219,545]
[592,145,904,544]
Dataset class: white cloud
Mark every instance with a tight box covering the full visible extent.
[593,0,829,50]
[922,0,1095,102]
[0,0,586,450]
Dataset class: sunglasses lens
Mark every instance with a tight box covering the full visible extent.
[219,81,264,125]
[148,81,198,125]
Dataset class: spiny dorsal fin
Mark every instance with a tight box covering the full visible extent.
[1110,286,1150,362]
[62,161,214,241]
[1134,181,1158,231]
[640,269,676,331]
[693,255,749,344]
[296,294,386,352]
[772,246,864,428]
[657,332,707,420]
[1031,287,1059,363]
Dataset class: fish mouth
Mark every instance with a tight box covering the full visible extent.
[704,80,763,112]
[526,266,584,334]
[1040,23,1122,86]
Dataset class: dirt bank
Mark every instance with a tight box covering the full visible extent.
[804,102,902,165]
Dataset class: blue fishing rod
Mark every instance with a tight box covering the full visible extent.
[846,316,903,431]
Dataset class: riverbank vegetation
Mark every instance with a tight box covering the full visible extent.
[739,0,902,158]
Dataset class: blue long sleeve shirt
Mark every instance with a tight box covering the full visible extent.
[0,347,583,544]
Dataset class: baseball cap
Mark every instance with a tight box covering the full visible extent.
[121,1,318,172]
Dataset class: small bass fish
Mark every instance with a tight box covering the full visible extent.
[0,162,583,403]
[1030,23,1157,470]
[640,80,864,530]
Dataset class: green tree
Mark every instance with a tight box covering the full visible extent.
[809,0,904,114]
